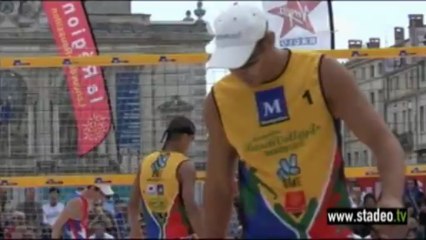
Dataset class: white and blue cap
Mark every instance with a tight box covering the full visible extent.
[206,4,268,69]
[95,184,114,196]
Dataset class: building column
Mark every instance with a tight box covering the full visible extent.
[27,104,34,155]
[36,95,44,159]
[53,105,60,154]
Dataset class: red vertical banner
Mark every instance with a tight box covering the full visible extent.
[43,1,112,156]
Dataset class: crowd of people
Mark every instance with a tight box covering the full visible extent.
[0,187,138,239]
[1,179,425,239]
[0,186,242,239]
[349,179,426,239]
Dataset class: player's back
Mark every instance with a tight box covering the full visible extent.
[139,151,193,238]
[62,197,89,239]
[213,50,352,238]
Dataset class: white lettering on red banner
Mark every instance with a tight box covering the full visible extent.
[43,1,111,155]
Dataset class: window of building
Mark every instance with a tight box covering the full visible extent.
[408,108,412,132]
[395,76,400,90]
[378,90,383,103]
[416,68,425,82]
[410,68,418,86]
[361,67,366,79]
[344,127,350,139]
[419,151,426,164]
[391,76,399,90]
[406,72,411,89]
[370,92,375,106]
[421,106,425,132]
[378,62,384,75]
[347,153,352,166]
[354,151,359,166]
[369,65,375,78]
[402,110,407,132]
[363,150,368,165]
[393,112,398,132]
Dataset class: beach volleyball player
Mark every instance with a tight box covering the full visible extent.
[202,4,406,239]
[128,116,203,239]
[51,184,114,239]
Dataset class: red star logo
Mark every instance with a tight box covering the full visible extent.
[268,1,321,38]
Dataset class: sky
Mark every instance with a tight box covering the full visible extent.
[131,1,426,85]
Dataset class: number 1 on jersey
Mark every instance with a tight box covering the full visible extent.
[303,90,313,105]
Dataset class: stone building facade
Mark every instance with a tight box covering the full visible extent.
[343,14,426,167]
[0,1,211,176]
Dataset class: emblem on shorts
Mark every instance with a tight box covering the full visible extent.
[254,87,289,126]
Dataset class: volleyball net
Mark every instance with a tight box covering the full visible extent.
[0,47,426,237]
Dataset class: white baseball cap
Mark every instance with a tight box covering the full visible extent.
[206,4,268,69]
[95,184,114,196]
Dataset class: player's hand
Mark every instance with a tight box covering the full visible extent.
[372,196,408,239]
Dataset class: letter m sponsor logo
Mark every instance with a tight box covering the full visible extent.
[255,86,289,126]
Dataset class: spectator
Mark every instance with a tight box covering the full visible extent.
[406,203,416,218]
[0,187,8,239]
[23,224,37,239]
[406,229,418,239]
[406,216,421,239]
[408,216,418,230]
[418,199,426,238]
[42,187,64,227]
[114,200,129,239]
[103,195,116,216]
[4,211,26,239]
[89,202,118,238]
[16,188,43,227]
[363,193,376,209]
[0,214,4,239]
[10,225,27,239]
[405,179,423,215]
[89,221,114,239]
[351,193,376,238]
[349,185,364,208]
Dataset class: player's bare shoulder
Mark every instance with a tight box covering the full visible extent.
[319,55,362,118]
[65,197,83,212]
[320,55,346,77]
[204,85,223,129]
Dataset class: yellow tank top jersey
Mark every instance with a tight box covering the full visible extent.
[213,51,351,238]
[139,151,192,239]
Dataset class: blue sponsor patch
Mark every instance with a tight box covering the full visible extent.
[255,87,289,126]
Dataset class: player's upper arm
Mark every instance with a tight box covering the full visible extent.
[178,161,197,210]
[203,91,238,176]
[53,198,80,228]
[320,56,394,147]
[129,164,142,207]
